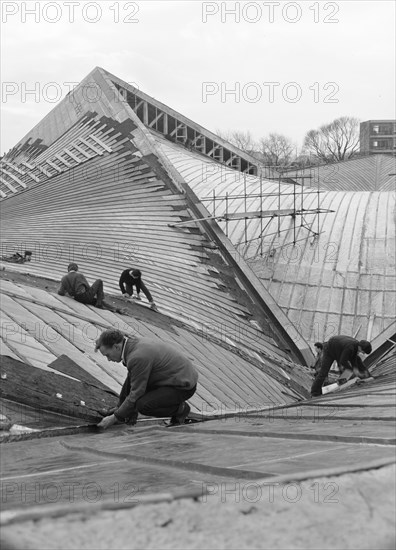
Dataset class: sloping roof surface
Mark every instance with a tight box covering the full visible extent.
[0,108,309,359]
[282,155,396,192]
[1,278,306,413]
[0,68,315,415]
[2,363,395,515]
[156,138,395,345]
[0,68,395,549]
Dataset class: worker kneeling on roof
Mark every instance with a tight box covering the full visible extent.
[119,268,157,310]
[95,329,198,428]
[58,263,104,308]
[311,335,372,397]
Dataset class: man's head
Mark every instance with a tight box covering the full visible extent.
[95,329,125,362]
[314,342,323,353]
[68,263,78,272]
[358,340,372,355]
[129,269,141,279]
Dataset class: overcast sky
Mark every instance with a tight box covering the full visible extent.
[1,0,395,155]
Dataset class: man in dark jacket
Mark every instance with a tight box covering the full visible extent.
[311,335,372,397]
[95,329,198,429]
[58,263,104,308]
[119,268,157,310]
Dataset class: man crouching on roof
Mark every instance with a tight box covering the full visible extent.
[95,329,198,429]
[58,263,105,308]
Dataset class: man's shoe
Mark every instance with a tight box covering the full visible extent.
[168,403,191,426]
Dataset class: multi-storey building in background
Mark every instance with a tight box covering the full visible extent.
[360,120,396,155]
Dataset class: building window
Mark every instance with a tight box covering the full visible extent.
[378,125,392,134]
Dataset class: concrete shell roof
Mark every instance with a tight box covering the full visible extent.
[281,154,396,192]
[1,69,395,547]
[155,138,395,345]
[1,65,394,362]
[0,69,315,416]
[1,276,307,414]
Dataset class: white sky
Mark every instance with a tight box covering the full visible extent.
[1,0,395,155]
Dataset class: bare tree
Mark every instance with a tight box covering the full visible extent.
[303,116,360,163]
[257,133,296,168]
[216,130,257,154]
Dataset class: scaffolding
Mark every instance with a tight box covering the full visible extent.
[170,167,335,259]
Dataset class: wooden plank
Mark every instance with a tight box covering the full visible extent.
[18,300,122,392]
[2,162,25,175]
[36,165,52,177]
[0,169,26,188]
[0,398,89,430]
[12,287,76,313]
[0,280,33,298]
[46,160,62,173]
[201,337,287,405]
[0,177,17,193]
[47,355,118,393]
[53,312,126,385]
[89,134,112,153]
[172,329,248,406]
[54,154,72,168]
[0,339,20,361]
[0,310,57,369]
[83,307,141,336]
[0,356,118,422]
[52,296,113,325]
[78,137,103,155]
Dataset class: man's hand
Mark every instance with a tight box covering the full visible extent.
[97,414,118,429]
[98,407,117,417]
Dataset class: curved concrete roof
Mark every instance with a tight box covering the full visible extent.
[281,154,396,192]
[1,70,395,546]
[0,69,315,414]
[2,65,393,369]
[155,138,395,345]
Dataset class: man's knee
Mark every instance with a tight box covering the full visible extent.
[135,397,153,416]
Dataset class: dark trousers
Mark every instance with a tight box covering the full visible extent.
[136,385,196,418]
[125,281,153,302]
[311,350,335,396]
[75,280,104,306]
